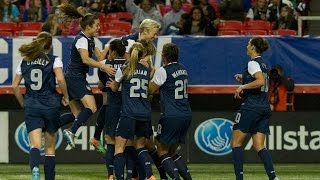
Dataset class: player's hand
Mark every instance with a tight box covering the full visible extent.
[102,64,115,76]
[234,74,243,82]
[234,85,244,99]
[61,96,69,106]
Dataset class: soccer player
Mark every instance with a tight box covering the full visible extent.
[110,42,156,180]
[92,39,128,179]
[58,4,115,149]
[12,32,69,180]
[149,43,192,180]
[232,37,279,180]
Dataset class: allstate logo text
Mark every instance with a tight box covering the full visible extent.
[15,122,63,155]
[194,118,233,156]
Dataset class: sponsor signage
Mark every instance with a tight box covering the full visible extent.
[8,111,320,163]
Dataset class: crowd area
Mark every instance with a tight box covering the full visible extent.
[0,0,312,36]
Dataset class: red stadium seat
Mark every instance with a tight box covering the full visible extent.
[0,22,17,35]
[243,29,268,35]
[244,20,271,33]
[218,30,240,35]
[272,29,297,36]
[106,20,132,33]
[19,30,40,36]
[158,4,167,16]
[19,22,42,31]
[0,31,13,36]
[115,12,133,22]
[218,21,243,33]
[105,12,133,22]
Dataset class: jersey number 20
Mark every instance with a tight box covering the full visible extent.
[175,79,188,99]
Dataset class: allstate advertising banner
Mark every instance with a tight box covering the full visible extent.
[9,111,320,163]
[1,36,320,88]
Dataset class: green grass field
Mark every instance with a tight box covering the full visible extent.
[0,163,319,180]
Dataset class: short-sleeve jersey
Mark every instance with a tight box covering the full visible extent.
[99,58,126,107]
[152,62,192,117]
[16,54,62,109]
[242,56,270,109]
[65,32,95,77]
[115,63,151,120]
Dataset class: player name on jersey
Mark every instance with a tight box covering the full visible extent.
[172,69,187,78]
[134,69,147,76]
[26,58,49,66]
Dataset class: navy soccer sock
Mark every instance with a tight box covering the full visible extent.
[94,105,106,140]
[70,108,93,134]
[44,155,56,180]
[59,113,75,127]
[172,153,191,180]
[136,147,153,178]
[149,148,168,179]
[258,148,276,180]
[160,153,180,180]
[125,146,136,179]
[232,147,244,180]
[114,153,125,180]
[105,144,115,176]
[29,148,41,171]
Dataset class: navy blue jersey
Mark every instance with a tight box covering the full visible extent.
[19,54,61,109]
[115,63,151,120]
[153,62,192,117]
[65,32,95,77]
[242,57,270,109]
[101,59,126,107]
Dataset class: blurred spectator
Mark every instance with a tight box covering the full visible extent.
[267,0,287,23]
[0,0,20,22]
[196,0,217,22]
[218,0,245,21]
[23,0,48,22]
[51,0,70,15]
[42,13,61,35]
[126,0,163,32]
[246,0,268,21]
[161,0,185,35]
[277,5,297,30]
[269,64,295,111]
[296,0,310,16]
[181,6,217,36]
[25,0,52,13]
[102,0,126,14]
[164,12,188,35]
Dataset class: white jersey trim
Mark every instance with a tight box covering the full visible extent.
[248,61,261,76]
[75,37,88,50]
[115,68,123,82]
[152,67,167,86]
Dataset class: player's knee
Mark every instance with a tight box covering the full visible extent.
[253,142,265,152]
[231,139,242,148]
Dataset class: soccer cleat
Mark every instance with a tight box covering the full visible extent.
[89,138,106,156]
[63,129,75,149]
[274,177,280,180]
[146,175,156,180]
[31,166,40,180]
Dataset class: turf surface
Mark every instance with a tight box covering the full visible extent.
[0,163,319,179]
